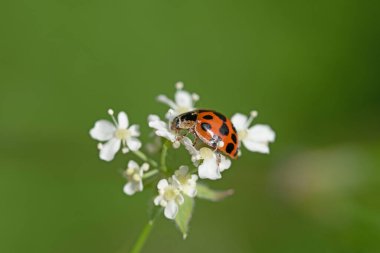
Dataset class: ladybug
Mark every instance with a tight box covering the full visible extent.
[171,109,239,159]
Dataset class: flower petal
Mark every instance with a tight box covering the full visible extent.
[248,124,276,142]
[182,137,199,158]
[127,160,139,169]
[123,182,136,195]
[127,137,142,151]
[157,95,177,109]
[175,90,193,108]
[198,157,221,180]
[99,138,121,161]
[164,200,178,219]
[129,124,140,137]
[90,120,116,141]
[154,196,163,206]
[185,187,197,198]
[117,111,129,129]
[219,156,231,172]
[242,139,270,154]
[176,194,184,205]
[157,179,169,190]
[231,113,248,131]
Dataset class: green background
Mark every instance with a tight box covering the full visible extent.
[1,0,379,252]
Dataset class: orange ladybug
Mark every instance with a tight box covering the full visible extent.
[171,109,239,159]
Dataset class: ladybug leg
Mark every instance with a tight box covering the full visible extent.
[192,137,199,146]
[216,152,221,167]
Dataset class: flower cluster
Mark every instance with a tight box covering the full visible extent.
[89,82,275,235]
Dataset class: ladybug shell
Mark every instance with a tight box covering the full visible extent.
[194,110,239,159]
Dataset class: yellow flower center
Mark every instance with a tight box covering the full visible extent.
[238,130,248,140]
[177,107,191,114]
[164,186,179,201]
[199,147,214,159]
[115,129,130,140]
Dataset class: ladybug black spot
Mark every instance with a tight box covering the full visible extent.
[201,123,212,131]
[214,112,227,122]
[202,114,213,120]
[231,133,237,144]
[226,143,235,154]
[219,123,229,136]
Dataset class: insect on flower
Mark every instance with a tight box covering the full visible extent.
[171,110,240,162]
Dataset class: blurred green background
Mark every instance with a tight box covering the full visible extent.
[1,0,379,252]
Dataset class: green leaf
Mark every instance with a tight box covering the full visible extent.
[175,196,194,239]
[196,184,234,202]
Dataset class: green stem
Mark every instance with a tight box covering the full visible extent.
[129,209,161,253]
[129,221,155,253]
[133,150,158,168]
[160,141,170,173]
[142,169,159,180]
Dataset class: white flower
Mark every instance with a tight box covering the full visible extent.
[90,109,142,161]
[148,114,180,148]
[231,111,275,154]
[182,137,231,180]
[123,160,149,195]
[154,178,184,219]
[157,82,199,120]
[172,166,198,197]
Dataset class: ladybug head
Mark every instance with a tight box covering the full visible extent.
[171,116,181,131]
[171,111,198,131]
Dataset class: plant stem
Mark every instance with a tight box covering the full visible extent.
[129,210,161,253]
[133,150,158,168]
[160,141,170,173]
[129,221,154,253]
[142,169,159,180]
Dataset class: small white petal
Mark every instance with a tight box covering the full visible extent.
[243,139,270,153]
[219,156,231,172]
[175,90,193,108]
[127,160,139,169]
[177,165,189,176]
[123,182,136,195]
[122,147,129,153]
[90,120,116,141]
[141,163,150,172]
[148,114,160,123]
[117,111,129,129]
[99,138,121,161]
[129,124,140,137]
[157,179,169,190]
[127,137,142,151]
[248,124,276,143]
[231,113,248,131]
[157,95,177,109]
[198,157,221,180]
[185,187,197,198]
[164,201,178,219]
[172,141,180,149]
[176,194,184,205]
[182,137,199,157]
[137,180,143,192]
[154,196,163,206]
